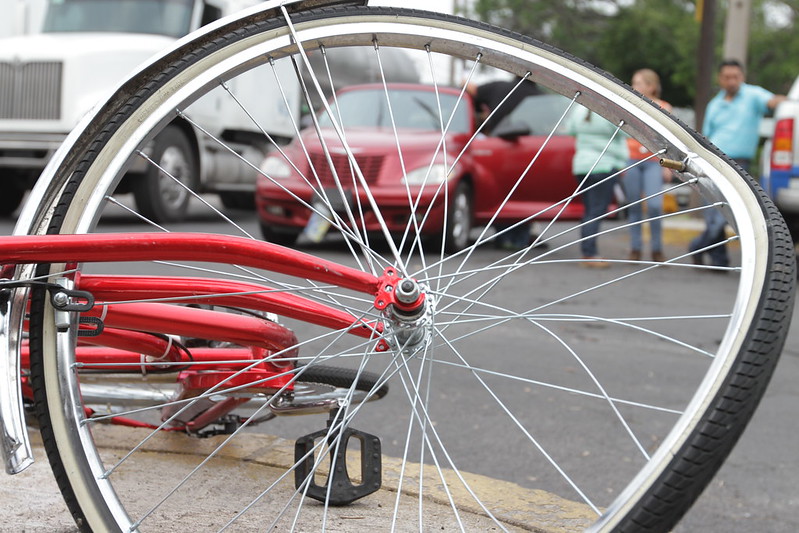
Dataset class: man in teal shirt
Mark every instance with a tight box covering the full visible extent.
[691,59,785,268]
[703,60,783,166]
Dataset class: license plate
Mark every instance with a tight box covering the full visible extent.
[301,203,332,243]
[312,188,353,213]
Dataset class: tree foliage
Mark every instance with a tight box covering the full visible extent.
[749,0,799,94]
[470,0,798,107]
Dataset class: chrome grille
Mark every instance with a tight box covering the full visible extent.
[0,61,62,120]
[308,152,384,185]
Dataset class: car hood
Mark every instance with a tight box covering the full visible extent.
[299,127,465,159]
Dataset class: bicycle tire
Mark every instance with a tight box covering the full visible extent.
[20,5,794,532]
[296,364,389,399]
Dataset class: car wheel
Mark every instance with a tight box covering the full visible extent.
[131,125,197,223]
[219,191,256,210]
[259,221,300,247]
[443,181,473,253]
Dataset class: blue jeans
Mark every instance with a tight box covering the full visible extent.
[623,159,663,253]
[689,207,729,267]
[579,171,617,257]
[688,158,749,267]
[495,222,531,249]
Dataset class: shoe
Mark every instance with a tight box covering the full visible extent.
[582,256,610,268]
[628,250,641,261]
[651,251,666,262]
[529,235,550,250]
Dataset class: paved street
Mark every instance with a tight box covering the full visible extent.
[0,196,797,532]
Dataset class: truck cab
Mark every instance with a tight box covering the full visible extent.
[0,0,300,221]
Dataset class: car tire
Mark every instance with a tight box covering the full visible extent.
[443,181,473,253]
[259,221,300,247]
[219,191,256,210]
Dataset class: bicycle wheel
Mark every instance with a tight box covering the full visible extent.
[18,4,794,532]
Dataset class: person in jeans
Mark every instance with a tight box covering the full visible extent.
[624,69,672,263]
[566,105,629,268]
[690,59,785,268]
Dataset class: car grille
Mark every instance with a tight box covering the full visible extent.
[0,61,62,120]
[308,152,384,185]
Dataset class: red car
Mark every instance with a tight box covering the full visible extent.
[256,83,579,251]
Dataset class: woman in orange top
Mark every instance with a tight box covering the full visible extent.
[624,69,672,262]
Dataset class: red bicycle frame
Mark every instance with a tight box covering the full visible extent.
[2,232,410,432]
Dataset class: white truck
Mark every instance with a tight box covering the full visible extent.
[0,0,302,221]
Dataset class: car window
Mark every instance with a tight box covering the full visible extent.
[494,93,573,136]
[319,88,470,133]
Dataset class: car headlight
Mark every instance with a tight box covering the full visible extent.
[260,156,292,179]
[402,163,454,185]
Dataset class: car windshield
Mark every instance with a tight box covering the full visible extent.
[319,88,470,133]
[42,0,195,38]
[495,93,574,136]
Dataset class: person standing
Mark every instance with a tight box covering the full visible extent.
[625,69,672,262]
[690,59,785,267]
[566,106,629,268]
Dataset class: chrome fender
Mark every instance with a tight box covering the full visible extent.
[0,273,33,474]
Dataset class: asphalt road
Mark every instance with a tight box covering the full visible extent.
[1,196,797,532]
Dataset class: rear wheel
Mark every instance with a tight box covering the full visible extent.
[18,5,794,532]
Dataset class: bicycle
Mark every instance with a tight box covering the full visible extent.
[0,0,794,531]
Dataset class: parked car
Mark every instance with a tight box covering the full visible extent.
[255,83,579,251]
[763,75,799,236]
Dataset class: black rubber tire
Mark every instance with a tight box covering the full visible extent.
[259,221,300,247]
[131,125,198,223]
[296,364,389,399]
[443,180,473,253]
[219,191,256,210]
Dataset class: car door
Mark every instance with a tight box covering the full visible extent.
[469,93,580,223]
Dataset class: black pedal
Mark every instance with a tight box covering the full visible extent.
[294,409,381,506]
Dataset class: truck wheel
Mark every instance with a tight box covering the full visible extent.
[132,126,198,223]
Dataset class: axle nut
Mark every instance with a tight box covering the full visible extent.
[396,279,420,305]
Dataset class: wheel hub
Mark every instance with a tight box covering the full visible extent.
[374,268,434,354]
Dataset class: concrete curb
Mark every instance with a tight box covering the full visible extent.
[1,428,595,532]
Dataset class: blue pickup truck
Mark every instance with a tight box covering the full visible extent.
[762,75,799,236]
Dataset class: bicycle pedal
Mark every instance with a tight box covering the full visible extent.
[294,413,381,506]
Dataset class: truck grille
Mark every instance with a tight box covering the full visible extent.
[0,61,62,120]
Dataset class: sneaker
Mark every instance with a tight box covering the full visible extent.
[582,256,610,269]
[628,250,641,261]
[651,251,666,262]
